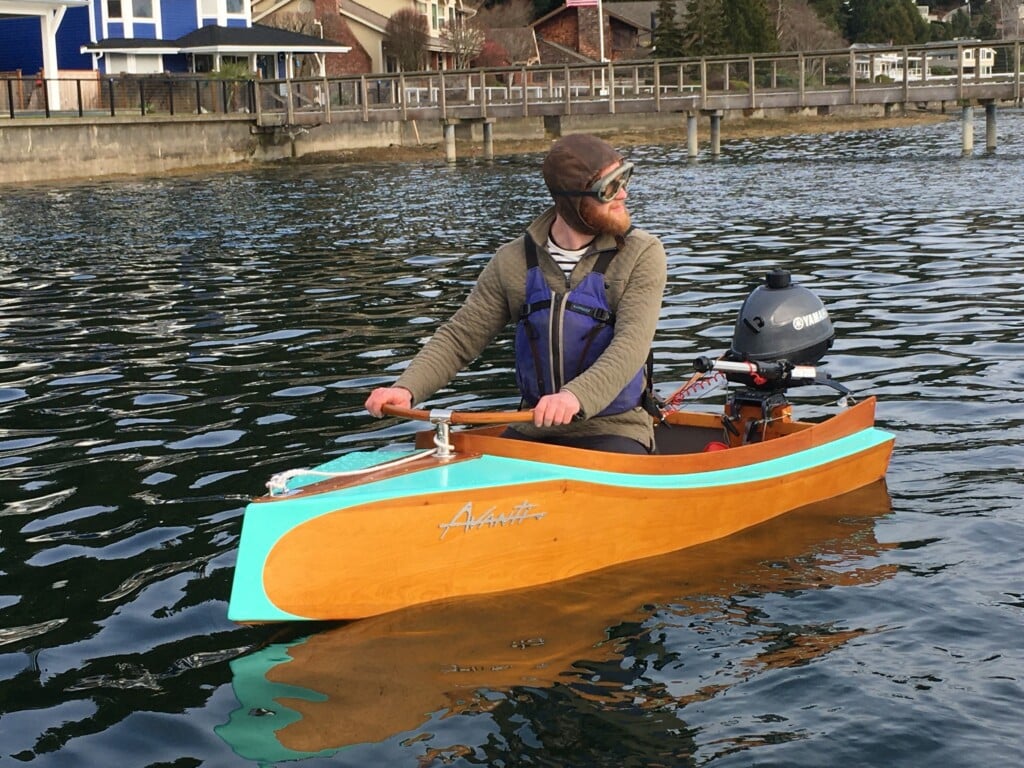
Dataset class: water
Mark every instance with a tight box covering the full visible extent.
[1,113,1022,766]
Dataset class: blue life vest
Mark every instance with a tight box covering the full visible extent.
[514,234,646,417]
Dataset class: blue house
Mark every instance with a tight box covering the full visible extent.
[0,1,91,74]
[1,0,348,109]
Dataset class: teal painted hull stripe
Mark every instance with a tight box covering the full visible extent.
[300,427,890,501]
[228,427,892,621]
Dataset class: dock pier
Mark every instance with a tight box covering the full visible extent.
[3,39,1022,183]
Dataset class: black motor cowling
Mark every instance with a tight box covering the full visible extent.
[728,270,834,365]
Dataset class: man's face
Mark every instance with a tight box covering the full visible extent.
[580,160,632,237]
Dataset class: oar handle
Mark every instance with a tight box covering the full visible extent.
[382,404,535,425]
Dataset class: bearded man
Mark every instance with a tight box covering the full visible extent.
[365,134,668,454]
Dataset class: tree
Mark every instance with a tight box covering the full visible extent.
[991,0,1022,38]
[723,0,777,52]
[385,8,429,72]
[974,7,997,39]
[844,0,930,44]
[475,0,534,29]
[266,10,320,77]
[443,16,486,69]
[773,0,847,51]
[680,0,727,56]
[473,0,537,67]
[949,9,973,37]
[805,0,842,26]
[653,0,686,57]
[474,38,511,68]
[531,0,561,18]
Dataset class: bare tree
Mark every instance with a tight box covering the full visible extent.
[767,0,845,85]
[992,0,1023,39]
[386,8,430,72]
[443,16,487,69]
[484,27,539,65]
[474,0,534,30]
[771,0,846,51]
[268,10,319,37]
[266,10,320,77]
[472,0,537,67]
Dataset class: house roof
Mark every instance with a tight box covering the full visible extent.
[532,1,686,33]
[605,2,658,30]
[175,23,350,53]
[81,23,351,55]
[536,37,591,65]
[82,37,181,53]
[338,0,389,35]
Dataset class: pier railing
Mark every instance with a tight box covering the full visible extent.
[3,39,1021,123]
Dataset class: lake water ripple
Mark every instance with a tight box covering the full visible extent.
[1,114,1022,766]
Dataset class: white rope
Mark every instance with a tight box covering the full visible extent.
[433,430,453,455]
[266,449,435,496]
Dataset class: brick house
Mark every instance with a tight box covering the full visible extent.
[254,0,372,76]
[532,1,683,64]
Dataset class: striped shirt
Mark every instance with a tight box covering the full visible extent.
[546,236,590,278]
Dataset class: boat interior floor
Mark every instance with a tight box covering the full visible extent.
[654,423,729,455]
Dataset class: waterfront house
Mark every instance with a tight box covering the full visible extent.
[927,40,995,78]
[0,1,91,74]
[532,1,682,65]
[852,45,924,82]
[81,22,350,79]
[336,0,477,73]
[0,0,349,109]
[852,40,996,83]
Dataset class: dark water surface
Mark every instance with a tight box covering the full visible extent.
[1,113,1022,766]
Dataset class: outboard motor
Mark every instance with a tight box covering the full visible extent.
[694,270,846,446]
[726,268,834,385]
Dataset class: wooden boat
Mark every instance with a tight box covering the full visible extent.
[218,482,895,761]
[228,393,894,623]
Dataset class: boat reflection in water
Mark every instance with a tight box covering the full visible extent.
[216,481,895,762]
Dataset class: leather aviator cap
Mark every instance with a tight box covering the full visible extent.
[542,134,623,237]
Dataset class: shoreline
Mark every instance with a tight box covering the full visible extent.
[1,110,956,187]
[291,111,955,166]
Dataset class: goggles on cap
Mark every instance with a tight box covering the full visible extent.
[553,161,634,204]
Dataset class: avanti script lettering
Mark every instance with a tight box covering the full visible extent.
[438,501,546,539]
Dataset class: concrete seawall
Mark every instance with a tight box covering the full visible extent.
[2,105,897,185]
[2,114,428,185]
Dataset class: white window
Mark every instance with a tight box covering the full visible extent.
[104,52,163,73]
[201,0,246,19]
[106,0,159,36]
[106,52,129,71]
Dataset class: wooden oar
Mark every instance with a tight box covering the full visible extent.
[382,404,535,425]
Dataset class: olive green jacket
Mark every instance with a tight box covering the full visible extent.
[395,207,668,449]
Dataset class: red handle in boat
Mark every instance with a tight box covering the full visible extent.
[381,404,536,425]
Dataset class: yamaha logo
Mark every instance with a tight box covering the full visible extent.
[792,308,828,331]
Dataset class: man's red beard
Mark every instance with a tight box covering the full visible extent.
[580,198,632,237]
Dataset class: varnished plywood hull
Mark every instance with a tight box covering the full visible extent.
[217,482,895,761]
[229,398,893,622]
